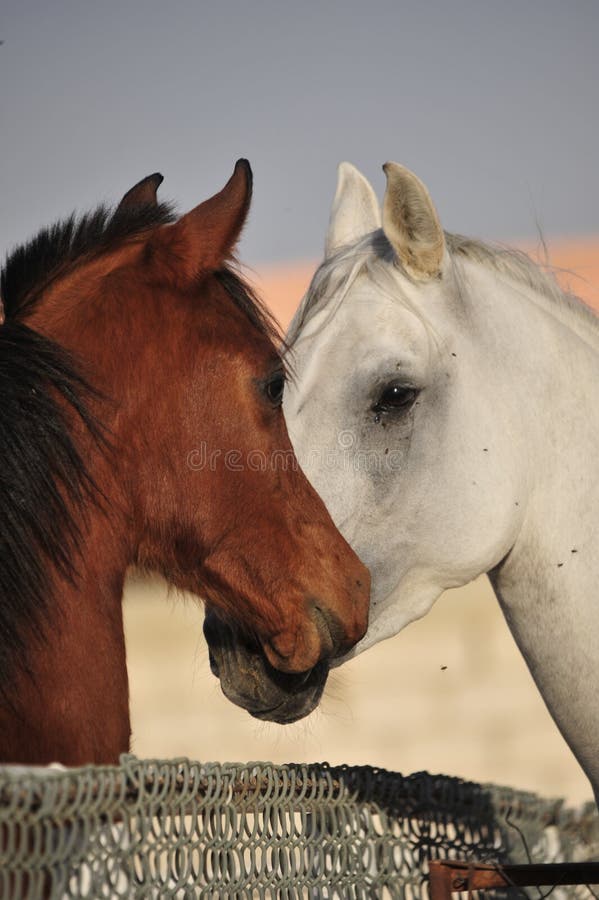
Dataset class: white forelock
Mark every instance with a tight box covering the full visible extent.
[288,229,598,348]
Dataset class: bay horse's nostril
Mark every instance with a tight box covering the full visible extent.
[311,605,337,658]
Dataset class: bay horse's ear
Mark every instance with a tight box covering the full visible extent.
[117,173,164,211]
[325,162,381,258]
[152,159,252,284]
[382,162,445,280]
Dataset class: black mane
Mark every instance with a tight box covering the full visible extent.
[0,200,282,687]
[0,323,104,686]
[1,201,175,321]
[0,201,175,687]
[215,267,284,350]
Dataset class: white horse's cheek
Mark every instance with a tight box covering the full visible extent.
[285,385,368,532]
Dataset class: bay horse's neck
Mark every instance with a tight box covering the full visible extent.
[3,288,146,765]
[478,268,599,799]
[0,501,132,765]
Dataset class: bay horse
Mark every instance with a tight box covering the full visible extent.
[0,160,369,766]
[210,158,599,802]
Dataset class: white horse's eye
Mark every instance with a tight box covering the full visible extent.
[373,385,418,414]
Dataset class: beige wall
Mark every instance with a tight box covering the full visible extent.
[125,575,591,804]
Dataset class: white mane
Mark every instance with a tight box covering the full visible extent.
[288,230,599,346]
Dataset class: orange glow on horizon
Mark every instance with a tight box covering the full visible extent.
[254,238,599,330]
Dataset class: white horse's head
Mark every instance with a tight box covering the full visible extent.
[284,162,530,659]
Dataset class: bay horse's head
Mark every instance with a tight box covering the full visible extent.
[7,161,368,733]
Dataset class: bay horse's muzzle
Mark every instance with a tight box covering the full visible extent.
[203,611,330,724]
[201,510,370,718]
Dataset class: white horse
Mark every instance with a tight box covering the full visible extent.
[283,161,599,801]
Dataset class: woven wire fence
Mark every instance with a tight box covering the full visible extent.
[0,755,597,899]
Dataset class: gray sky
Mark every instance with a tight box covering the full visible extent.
[2,1,598,266]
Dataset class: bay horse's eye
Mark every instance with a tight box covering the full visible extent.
[264,372,285,406]
[374,385,418,414]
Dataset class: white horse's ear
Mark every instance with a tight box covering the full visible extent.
[382,162,445,280]
[325,162,381,258]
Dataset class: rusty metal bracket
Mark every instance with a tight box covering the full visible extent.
[428,859,599,900]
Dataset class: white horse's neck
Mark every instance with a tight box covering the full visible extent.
[468,260,599,796]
